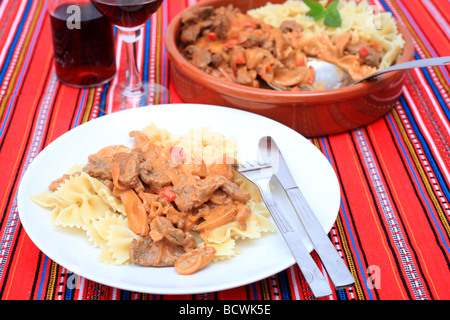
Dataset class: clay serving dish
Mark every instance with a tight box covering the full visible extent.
[165,0,414,137]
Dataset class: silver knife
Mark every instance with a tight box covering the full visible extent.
[259,136,355,289]
[236,168,333,298]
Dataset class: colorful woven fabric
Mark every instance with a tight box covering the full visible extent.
[0,0,449,300]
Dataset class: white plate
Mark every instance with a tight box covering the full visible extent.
[17,104,340,295]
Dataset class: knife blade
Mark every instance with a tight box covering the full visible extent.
[267,175,334,298]
[259,136,355,289]
[236,167,333,298]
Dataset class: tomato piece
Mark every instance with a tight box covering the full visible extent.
[225,39,238,49]
[307,66,315,85]
[159,187,177,202]
[207,32,217,40]
[358,46,369,57]
[170,146,185,163]
[235,51,246,64]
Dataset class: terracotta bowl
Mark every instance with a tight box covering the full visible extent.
[165,0,414,137]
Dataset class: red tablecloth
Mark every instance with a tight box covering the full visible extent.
[1,0,449,300]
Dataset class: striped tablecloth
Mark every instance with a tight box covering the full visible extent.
[1,0,449,301]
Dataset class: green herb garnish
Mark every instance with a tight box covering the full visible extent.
[304,0,342,28]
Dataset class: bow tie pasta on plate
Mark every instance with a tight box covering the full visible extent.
[30,124,274,275]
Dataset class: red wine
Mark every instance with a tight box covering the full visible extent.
[90,0,163,28]
[50,3,116,87]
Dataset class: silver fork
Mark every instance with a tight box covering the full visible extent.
[238,161,333,298]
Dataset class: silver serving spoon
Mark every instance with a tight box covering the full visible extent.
[268,56,450,91]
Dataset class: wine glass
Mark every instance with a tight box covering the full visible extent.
[90,0,168,111]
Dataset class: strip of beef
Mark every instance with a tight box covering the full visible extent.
[211,52,225,67]
[83,153,113,180]
[180,5,215,25]
[139,163,172,194]
[130,236,185,267]
[150,216,197,251]
[179,5,233,45]
[173,175,223,212]
[180,20,213,45]
[129,130,175,193]
[179,6,215,45]
[173,174,250,212]
[209,189,233,206]
[243,29,267,48]
[130,216,197,267]
[221,179,251,203]
[111,149,144,191]
[279,20,303,33]
[346,41,385,68]
[83,145,131,181]
[209,5,234,39]
[183,45,212,71]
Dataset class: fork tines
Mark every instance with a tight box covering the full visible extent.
[239,160,271,171]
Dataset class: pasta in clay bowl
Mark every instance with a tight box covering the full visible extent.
[165,0,414,137]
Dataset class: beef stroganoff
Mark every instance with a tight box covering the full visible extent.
[30,125,274,275]
[179,0,404,91]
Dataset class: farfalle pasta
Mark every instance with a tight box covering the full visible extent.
[202,202,273,244]
[84,213,129,248]
[201,201,275,262]
[248,0,404,70]
[30,172,125,229]
[84,213,141,265]
[31,124,274,274]
[202,238,241,262]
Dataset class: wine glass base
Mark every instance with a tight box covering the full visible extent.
[109,82,171,113]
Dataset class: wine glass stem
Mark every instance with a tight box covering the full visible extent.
[119,26,144,97]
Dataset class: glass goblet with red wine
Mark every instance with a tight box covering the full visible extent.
[48,1,116,88]
[90,0,166,110]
